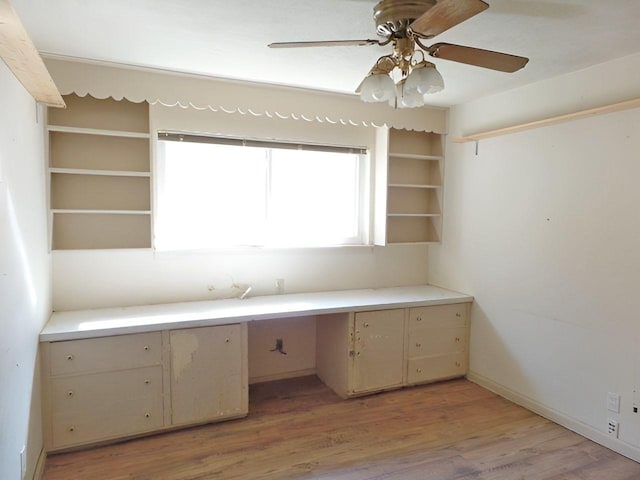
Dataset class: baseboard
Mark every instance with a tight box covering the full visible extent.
[249,368,316,385]
[33,448,46,480]
[467,371,640,463]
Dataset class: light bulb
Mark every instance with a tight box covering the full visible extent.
[399,88,425,108]
[359,73,396,103]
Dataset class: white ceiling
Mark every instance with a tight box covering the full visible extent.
[12,0,640,107]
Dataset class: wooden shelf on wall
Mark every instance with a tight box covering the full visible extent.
[452,97,640,143]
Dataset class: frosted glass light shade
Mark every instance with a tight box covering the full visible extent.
[399,88,425,108]
[359,73,396,103]
[405,66,445,95]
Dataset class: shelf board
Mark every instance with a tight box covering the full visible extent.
[452,97,640,143]
[388,152,443,161]
[48,125,150,139]
[387,213,441,218]
[50,168,151,177]
[51,209,151,215]
[387,241,440,245]
[388,183,441,189]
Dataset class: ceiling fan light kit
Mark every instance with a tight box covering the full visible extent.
[269,0,528,108]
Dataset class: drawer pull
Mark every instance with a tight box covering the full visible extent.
[416,368,422,373]
[225,338,230,343]
[455,361,461,367]
[455,337,461,343]
[416,316,422,322]
[67,390,74,398]
[356,351,361,356]
[143,346,150,351]
[415,343,421,348]
[364,322,369,328]
[68,426,75,433]
[455,313,462,318]
[66,354,74,361]
[144,379,150,385]
[145,412,151,419]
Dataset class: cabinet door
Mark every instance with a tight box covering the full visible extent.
[351,309,405,394]
[170,324,246,426]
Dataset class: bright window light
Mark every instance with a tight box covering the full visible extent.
[154,134,368,250]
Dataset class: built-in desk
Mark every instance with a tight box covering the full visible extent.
[40,285,473,451]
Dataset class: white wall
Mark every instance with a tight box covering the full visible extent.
[52,104,430,311]
[0,62,51,480]
[429,52,640,460]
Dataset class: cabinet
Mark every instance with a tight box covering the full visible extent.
[170,324,248,426]
[42,324,248,451]
[47,94,152,250]
[316,303,468,399]
[406,304,468,384]
[375,127,444,245]
[42,332,164,449]
[351,310,405,394]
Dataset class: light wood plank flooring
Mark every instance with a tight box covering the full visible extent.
[43,377,640,479]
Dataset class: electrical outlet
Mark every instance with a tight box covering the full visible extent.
[607,392,620,413]
[20,446,26,479]
[607,418,619,438]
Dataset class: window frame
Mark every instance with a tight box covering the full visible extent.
[153,131,371,251]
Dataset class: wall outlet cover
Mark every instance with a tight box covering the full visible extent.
[607,392,621,413]
[607,418,619,438]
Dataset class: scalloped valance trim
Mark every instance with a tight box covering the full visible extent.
[45,57,447,133]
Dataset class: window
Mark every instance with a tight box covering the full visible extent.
[154,133,369,250]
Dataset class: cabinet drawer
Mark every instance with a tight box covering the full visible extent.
[51,366,163,448]
[409,304,467,331]
[408,327,466,358]
[407,353,466,384]
[49,332,162,375]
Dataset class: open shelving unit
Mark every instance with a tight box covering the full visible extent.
[375,127,444,245]
[48,94,152,250]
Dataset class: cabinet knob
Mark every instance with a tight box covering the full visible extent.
[144,379,150,385]
[66,354,74,361]
[67,390,74,398]
[364,322,369,328]
[225,338,230,343]
[416,316,422,322]
[145,412,151,419]
[68,426,75,433]
[356,351,361,356]
[455,337,461,343]
[143,346,150,351]
[455,313,461,318]
[416,368,422,373]
[415,343,421,348]
[455,361,461,367]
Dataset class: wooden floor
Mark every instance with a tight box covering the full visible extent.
[43,377,640,480]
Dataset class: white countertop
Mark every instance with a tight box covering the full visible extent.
[41,285,473,342]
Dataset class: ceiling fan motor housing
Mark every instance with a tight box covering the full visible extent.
[373,0,436,37]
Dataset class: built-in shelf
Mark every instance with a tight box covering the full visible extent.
[52,209,151,215]
[388,152,443,161]
[387,213,441,218]
[374,128,444,245]
[49,168,150,177]
[48,125,150,139]
[48,94,152,251]
[388,184,441,189]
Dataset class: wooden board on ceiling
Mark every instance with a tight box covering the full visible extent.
[0,0,65,107]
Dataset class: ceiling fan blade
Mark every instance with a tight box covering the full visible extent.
[410,0,489,38]
[268,39,381,48]
[428,42,529,72]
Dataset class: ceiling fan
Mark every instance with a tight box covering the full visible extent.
[268,0,529,108]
